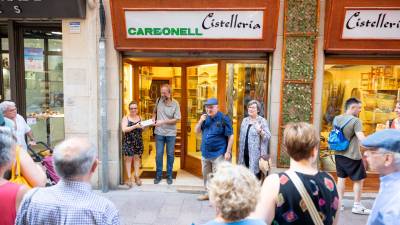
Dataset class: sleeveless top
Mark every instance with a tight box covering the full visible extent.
[122,117,144,156]
[0,181,21,225]
[273,172,339,225]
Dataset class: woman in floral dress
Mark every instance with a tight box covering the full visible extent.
[121,101,144,187]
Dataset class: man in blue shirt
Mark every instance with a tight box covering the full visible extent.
[195,98,234,201]
[362,129,400,225]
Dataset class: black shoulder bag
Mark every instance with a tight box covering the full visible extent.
[152,97,161,137]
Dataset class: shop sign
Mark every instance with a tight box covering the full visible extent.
[0,0,86,19]
[125,10,264,39]
[342,9,400,39]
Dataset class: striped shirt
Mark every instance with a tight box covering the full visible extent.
[15,180,120,225]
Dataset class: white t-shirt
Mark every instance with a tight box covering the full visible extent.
[14,114,31,150]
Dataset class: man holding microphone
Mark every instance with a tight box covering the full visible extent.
[195,98,234,201]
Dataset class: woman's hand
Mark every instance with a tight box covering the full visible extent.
[254,122,262,134]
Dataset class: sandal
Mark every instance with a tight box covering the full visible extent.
[126,178,133,188]
[134,176,142,186]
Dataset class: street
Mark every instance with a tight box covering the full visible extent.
[99,183,374,225]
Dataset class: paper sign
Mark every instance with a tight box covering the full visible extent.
[140,119,154,127]
[27,117,37,125]
[24,48,43,72]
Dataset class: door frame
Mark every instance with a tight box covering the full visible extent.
[124,58,270,177]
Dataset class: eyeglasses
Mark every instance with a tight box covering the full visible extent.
[129,108,137,110]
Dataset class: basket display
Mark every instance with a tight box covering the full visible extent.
[377,93,396,111]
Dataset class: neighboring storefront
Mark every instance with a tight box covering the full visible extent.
[110,0,280,179]
[0,0,86,147]
[321,0,400,191]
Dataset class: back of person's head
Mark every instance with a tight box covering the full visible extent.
[53,137,97,180]
[207,162,260,221]
[344,97,361,111]
[0,127,16,168]
[283,122,319,161]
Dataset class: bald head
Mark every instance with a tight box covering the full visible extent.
[53,137,97,181]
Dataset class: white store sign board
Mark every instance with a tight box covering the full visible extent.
[124,10,264,39]
[342,9,400,40]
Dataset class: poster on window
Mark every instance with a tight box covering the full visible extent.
[24,48,44,72]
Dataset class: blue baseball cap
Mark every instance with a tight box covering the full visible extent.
[361,129,400,153]
[204,98,218,106]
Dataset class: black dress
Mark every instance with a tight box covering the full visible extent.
[122,118,144,157]
[273,172,339,225]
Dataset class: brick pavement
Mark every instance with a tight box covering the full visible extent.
[98,183,374,225]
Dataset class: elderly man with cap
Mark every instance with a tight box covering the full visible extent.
[195,98,234,201]
[362,129,400,225]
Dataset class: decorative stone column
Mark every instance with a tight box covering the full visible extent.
[278,0,319,166]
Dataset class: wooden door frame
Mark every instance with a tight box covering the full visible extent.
[126,59,270,177]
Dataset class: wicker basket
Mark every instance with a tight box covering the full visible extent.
[377,93,396,111]
[363,93,377,110]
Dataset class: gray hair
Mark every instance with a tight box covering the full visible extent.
[0,101,16,113]
[247,99,262,114]
[378,148,400,169]
[0,127,16,168]
[53,138,97,180]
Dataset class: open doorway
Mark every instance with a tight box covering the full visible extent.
[121,57,269,184]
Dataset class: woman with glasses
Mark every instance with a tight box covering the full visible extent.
[121,101,144,187]
[238,100,271,180]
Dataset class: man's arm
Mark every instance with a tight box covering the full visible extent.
[224,134,234,160]
[26,130,36,145]
[356,132,365,142]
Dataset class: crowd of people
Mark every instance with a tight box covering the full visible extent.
[1,90,400,225]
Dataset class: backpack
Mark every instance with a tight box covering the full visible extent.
[328,117,354,151]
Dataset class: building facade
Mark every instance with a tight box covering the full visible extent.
[1,0,399,190]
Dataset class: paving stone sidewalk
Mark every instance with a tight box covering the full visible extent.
[98,183,374,225]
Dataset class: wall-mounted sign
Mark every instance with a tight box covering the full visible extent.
[69,22,81,34]
[125,10,264,39]
[0,0,86,19]
[342,9,400,40]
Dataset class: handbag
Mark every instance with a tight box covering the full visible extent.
[10,146,32,188]
[152,97,161,137]
[259,158,271,175]
[285,170,324,225]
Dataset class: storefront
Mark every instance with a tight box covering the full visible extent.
[0,0,86,147]
[110,0,280,179]
[321,0,400,191]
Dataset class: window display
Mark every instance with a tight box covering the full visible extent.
[24,29,64,147]
[320,64,400,171]
[0,26,10,101]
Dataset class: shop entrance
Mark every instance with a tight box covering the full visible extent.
[121,56,269,182]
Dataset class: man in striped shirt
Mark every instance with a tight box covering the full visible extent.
[15,137,120,225]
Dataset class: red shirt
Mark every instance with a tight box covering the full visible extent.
[0,181,21,225]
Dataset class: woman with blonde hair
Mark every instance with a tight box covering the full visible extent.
[253,122,339,225]
[203,162,266,225]
[121,101,144,187]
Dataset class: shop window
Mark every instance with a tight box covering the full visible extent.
[24,28,64,147]
[320,64,400,172]
[226,63,268,163]
[0,25,10,101]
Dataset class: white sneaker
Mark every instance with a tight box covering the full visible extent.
[352,204,371,215]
